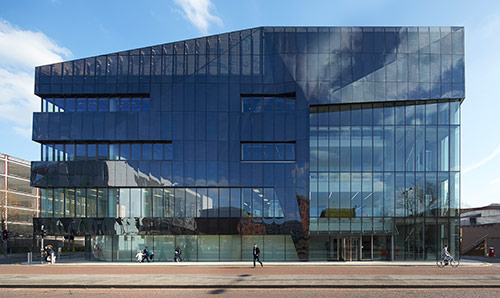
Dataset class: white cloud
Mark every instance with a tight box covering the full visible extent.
[173,0,223,34]
[0,19,71,138]
[463,144,500,174]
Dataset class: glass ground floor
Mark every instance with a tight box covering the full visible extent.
[84,232,458,262]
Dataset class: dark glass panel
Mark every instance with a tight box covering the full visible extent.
[340,105,350,125]
[285,143,295,161]
[142,144,153,160]
[153,143,163,160]
[120,98,130,112]
[142,98,150,111]
[76,98,86,112]
[285,98,295,112]
[450,101,460,125]
[384,104,395,125]
[66,144,75,161]
[131,144,141,160]
[109,97,119,112]
[351,105,361,125]
[241,143,252,160]
[164,143,173,160]
[76,144,86,160]
[263,143,273,160]
[426,102,437,125]
[87,98,97,112]
[109,144,119,160]
[241,97,252,112]
[242,188,252,217]
[252,143,263,160]
[98,98,108,112]
[131,98,141,112]
[54,144,64,161]
[438,102,449,125]
[274,143,285,160]
[275,97,285,112]
[120,144,130,161]
[54,98,65,112]
[362,105,372,125]
[208,188,218,218]
[252,97,262,112]
[87,144,97,159]
[351,127,362,171]
[263,97,274,112]
[97,144,108,160]
[425,126,437,171]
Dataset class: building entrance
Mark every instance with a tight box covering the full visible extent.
[309,234,394,261]
[341,238,359,261]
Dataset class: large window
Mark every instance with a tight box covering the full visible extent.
[41,142,172,161]
[42,95,150,112]
[241,142,295,161]
[40,187,284,219]
[241,93,295,113]
[309,100,460,260]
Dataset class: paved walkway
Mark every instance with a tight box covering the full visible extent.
[20,259,488,267]
[0,272,499,288]
[0,259,498,288]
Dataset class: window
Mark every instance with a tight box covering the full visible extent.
[241,142,296,161]
[39,187,284,219]
[41,95,151,112]
[240,93,295,113]
[41,142,173,161]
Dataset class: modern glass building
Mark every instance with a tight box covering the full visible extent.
[32,26,464,261]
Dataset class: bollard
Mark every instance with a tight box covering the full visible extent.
[27,252,32,264]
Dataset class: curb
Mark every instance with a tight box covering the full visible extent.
[1,284,500,289]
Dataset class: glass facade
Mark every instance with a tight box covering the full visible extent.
[32,26,464,261]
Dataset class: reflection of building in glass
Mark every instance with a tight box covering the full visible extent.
[1,153,40,251]
[32,26,464,261]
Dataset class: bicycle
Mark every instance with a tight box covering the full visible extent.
[436,255,460,268]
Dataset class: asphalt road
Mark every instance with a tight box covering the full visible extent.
[0,288,498,298]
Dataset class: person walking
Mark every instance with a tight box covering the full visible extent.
[45,245,55,264]
[142,246,151,262]
[135,250,143,262]
[253,243,263,268]
[174,246,182,262]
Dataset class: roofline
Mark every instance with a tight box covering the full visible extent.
[34,25,465,69]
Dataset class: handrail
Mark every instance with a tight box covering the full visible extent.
[462,234,489,255]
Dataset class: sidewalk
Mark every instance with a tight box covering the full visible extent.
[21,260,488,267]
[0,272,499,288]
[0,259,497,289]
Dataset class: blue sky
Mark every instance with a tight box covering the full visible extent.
[1,0,500,208]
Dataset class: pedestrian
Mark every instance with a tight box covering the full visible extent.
[253,243,263,268]
[45,245,55,264]
[135,250,143,262]
[43,246,50,264]
[142,246,151,262]
[174,246,182,262]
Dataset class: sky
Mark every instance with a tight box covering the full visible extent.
[1,0,500,208]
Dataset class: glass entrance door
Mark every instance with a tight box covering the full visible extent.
[361,235,372,260]
[341,238,360,261]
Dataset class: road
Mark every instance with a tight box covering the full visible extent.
[0,288,498,298]
[0,260,498,296]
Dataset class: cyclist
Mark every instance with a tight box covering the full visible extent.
[441,244,452,265]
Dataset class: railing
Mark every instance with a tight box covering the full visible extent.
[462,234,489,255]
